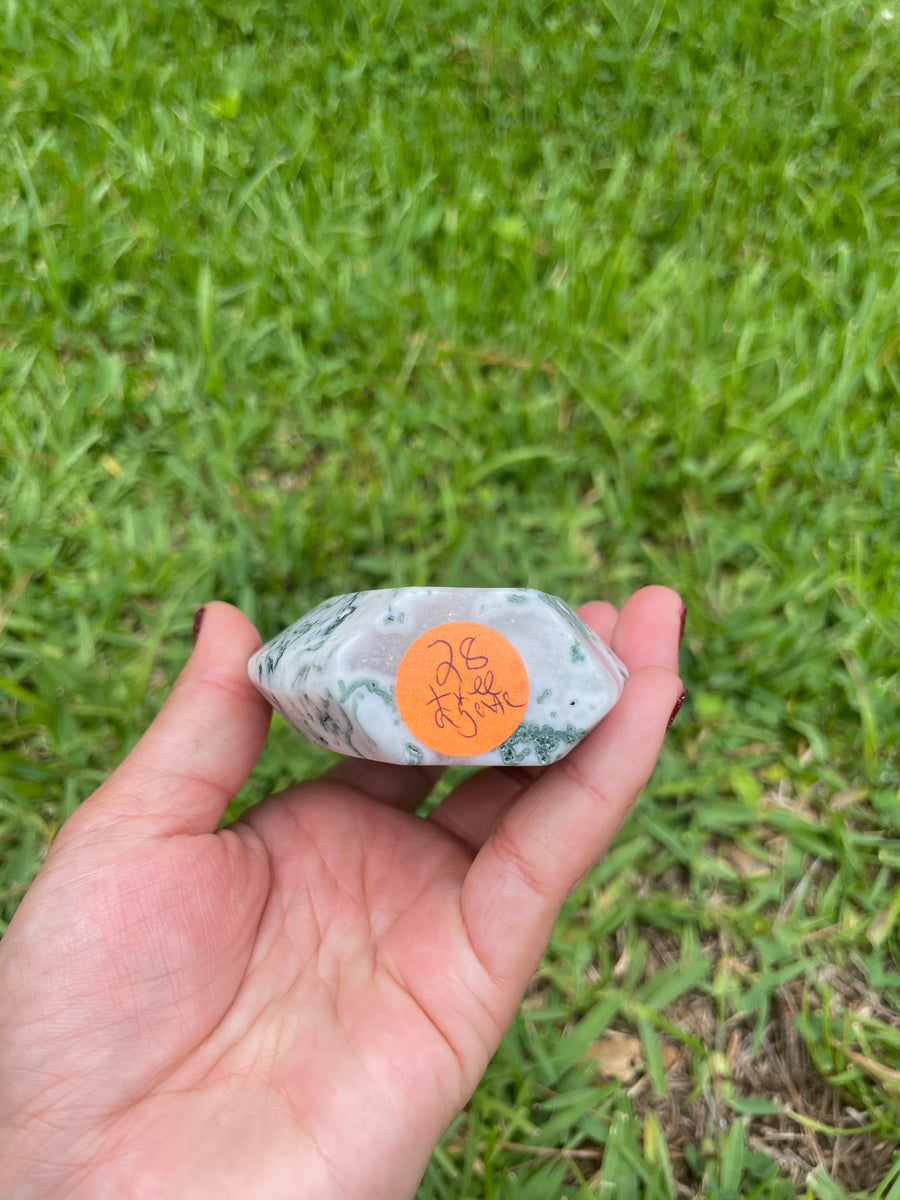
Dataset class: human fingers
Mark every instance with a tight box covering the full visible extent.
[427,598,619,849]
[69,602,271,839]
[460,660,682,995]
[609,584,683,675]
[576,599,618,645]
[428,588,676,853]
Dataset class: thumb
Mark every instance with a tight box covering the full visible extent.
[70,602,271,839]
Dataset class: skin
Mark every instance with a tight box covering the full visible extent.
[0,587,684,1200]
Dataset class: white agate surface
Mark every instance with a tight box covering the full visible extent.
[248,587,628,767]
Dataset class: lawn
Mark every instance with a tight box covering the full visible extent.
[3,0,900,1194]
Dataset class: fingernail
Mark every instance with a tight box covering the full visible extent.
[667,688,687,730]
[678,601,687,646]
[192,607,206,646]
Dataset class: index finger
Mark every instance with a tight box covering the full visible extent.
[429,586,682,851]
[458,587,684,993]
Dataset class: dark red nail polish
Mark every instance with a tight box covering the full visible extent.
[192,607,206,646]
[667,688,687,730]
[678,601,687,646]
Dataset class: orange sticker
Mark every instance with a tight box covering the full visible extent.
[396,621,529,757]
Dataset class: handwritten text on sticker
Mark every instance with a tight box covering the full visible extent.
[396,621,529,756]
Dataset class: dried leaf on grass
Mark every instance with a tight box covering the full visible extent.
[583,1030,679,1082]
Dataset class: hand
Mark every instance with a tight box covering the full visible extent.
[0,588,684,1200]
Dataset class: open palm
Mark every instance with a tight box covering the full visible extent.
[0,590,683,1200]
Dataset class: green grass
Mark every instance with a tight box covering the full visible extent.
[3,0,900,1192]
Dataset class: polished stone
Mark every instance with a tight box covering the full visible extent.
[248,587,627,767]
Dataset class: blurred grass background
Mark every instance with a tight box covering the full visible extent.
[2,0,900,1194]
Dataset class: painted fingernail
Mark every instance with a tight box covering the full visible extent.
[678,601,687,646]
[192,607,206,646]
[667,688,687,730]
